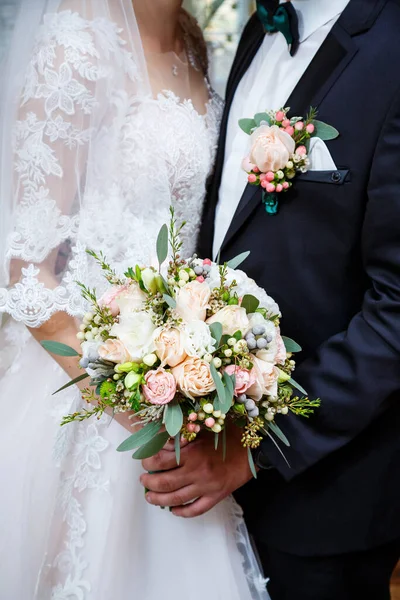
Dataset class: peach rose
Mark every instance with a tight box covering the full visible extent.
[98,338,131,364]
[247,357,279,401]
[274,330,287,365]
[142,368,176,405]
[98,284,129,317]
[172,357,216,400]
[116,283,147,315]
[249,125,295,173]
[154,327,187,367]
[207,305,249,337]
[224,365,256,397]
[175,281,211,323]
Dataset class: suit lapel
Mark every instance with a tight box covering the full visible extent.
[220,0,386,253]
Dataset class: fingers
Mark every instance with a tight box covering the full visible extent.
[140,467,191,494]
[145,485,198,508]
[163,438,189,453]
[171,495,217,518]
[142,449,180,472]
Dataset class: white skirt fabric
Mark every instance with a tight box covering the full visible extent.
[0,321,270,600]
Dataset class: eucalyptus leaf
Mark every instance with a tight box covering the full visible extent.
[53,373,89,395]
[156,224,169,266]
[289,377,308,396]
[268,422,290,447]
[132,431,170,460]
[165,401,183,438]
[163,294,176,309]
[241,294,260,314]
[226,251,250,270]
[41,341,80,357]
[247,447,258,479]
[174,433,181,466]
[254,112,271,127]
[223,372,235,414]
[222,427,227,462]
[239,118,256,135]
[209,322,223,346]
[210,362,225,407]
[117,421,162,453]
[266,431,291,468]
[214,433,219,451]
[312,120,339,141]
[282,336,302,353]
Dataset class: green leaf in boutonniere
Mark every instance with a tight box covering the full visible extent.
[254,112,271,127]
[312,120,339,141]
[239,118,257,135]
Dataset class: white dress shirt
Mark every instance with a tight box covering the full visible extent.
[213,0,351,258]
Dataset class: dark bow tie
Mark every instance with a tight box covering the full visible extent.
[256,0,300,57]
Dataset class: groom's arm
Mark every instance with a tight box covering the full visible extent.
[258,86,400,481]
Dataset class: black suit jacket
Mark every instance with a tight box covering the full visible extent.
[199,0,400,556]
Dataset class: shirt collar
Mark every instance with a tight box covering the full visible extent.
[289,0,351,42]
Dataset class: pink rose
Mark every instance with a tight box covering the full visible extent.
[98,338,131,364]
[224,365,256,397]
[154,327,187,367]
[275,330,287,365]
[98,284,129,317]
[250,125,295,173]
[175,281,211,323]
[247,358,279,401]
[172,357,216,400]
[142,368,176,405]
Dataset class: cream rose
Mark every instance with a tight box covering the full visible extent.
[98,284,129,316]
[154,327,187,367]
[175,280,211,323]
[116,283,147,316]
[207,305,249,337]
[247,357,279,401]
[110,311,156,362]
[98,339,131,364]
[249,125,295,173]
[172,357,216,400]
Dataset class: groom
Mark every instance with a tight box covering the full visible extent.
[141,0,400,597]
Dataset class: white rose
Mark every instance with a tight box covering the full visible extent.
[183,320,216,358]
[111,311,156,362]
[175,280,211,323]
[207,305,249,337]
[116,283,147,316]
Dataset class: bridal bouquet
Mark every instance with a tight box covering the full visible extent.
[42,210,320,474]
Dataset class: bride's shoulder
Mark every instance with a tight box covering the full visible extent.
[179,9,209,77]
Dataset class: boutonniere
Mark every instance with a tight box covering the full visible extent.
[239,108,339,214]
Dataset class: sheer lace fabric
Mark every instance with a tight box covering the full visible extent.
[0,3,270,600]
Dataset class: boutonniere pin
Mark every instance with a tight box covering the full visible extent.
[239,108,339,215]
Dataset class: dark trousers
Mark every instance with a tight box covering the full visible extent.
[256,539,400,600]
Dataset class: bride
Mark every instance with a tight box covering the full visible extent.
[0,1,270,599]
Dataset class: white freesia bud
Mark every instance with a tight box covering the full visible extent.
[141,268,158,295]
[143,353,158,367]
[125,371,142,389]
[179,270,189,282]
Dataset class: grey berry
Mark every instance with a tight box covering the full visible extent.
[256,338,268,349]
[245,399,256,411]
[248,408,260,418]
[203,264,211,273]
[194,266,203,275]
[237,394,247,404]
[247,338,257,350]
[252,325,266,336]
[266,335,273,344]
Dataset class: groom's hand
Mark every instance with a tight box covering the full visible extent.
[140,427,254,518]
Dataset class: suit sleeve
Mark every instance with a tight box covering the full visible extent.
[259,87,400,481]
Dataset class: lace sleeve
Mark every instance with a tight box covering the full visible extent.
[0,10,141,328]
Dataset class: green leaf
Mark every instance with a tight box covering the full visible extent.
[210,362,226,408]
[209,322,223,346]
[247,447,258,479]
[312,120,339,141]
[222,426,227,461]
[41,341,80,357]
[117,421,162,453]
[156,224,169,266]
[223,372,235,405]
[238,118,256,135]
[214,432,219,451]
[132,431,170,460]
[226,251,250,270]
[174,433,181,466]
[241,294,260,314]
[52,373,89,395]
[165,401,183,438]
[233,330,242,341]
[254,112,271,127]
[289,377,308,396]
[163,294,176,309]
[268,422,290,447]
[282,336,302,353]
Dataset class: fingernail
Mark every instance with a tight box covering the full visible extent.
[146,494,153,504]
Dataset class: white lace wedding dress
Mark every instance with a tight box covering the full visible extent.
[0,5,269,600]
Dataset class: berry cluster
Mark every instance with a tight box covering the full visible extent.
[245,325,272,352]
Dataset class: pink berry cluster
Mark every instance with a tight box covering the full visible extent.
[246,108,317,195]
